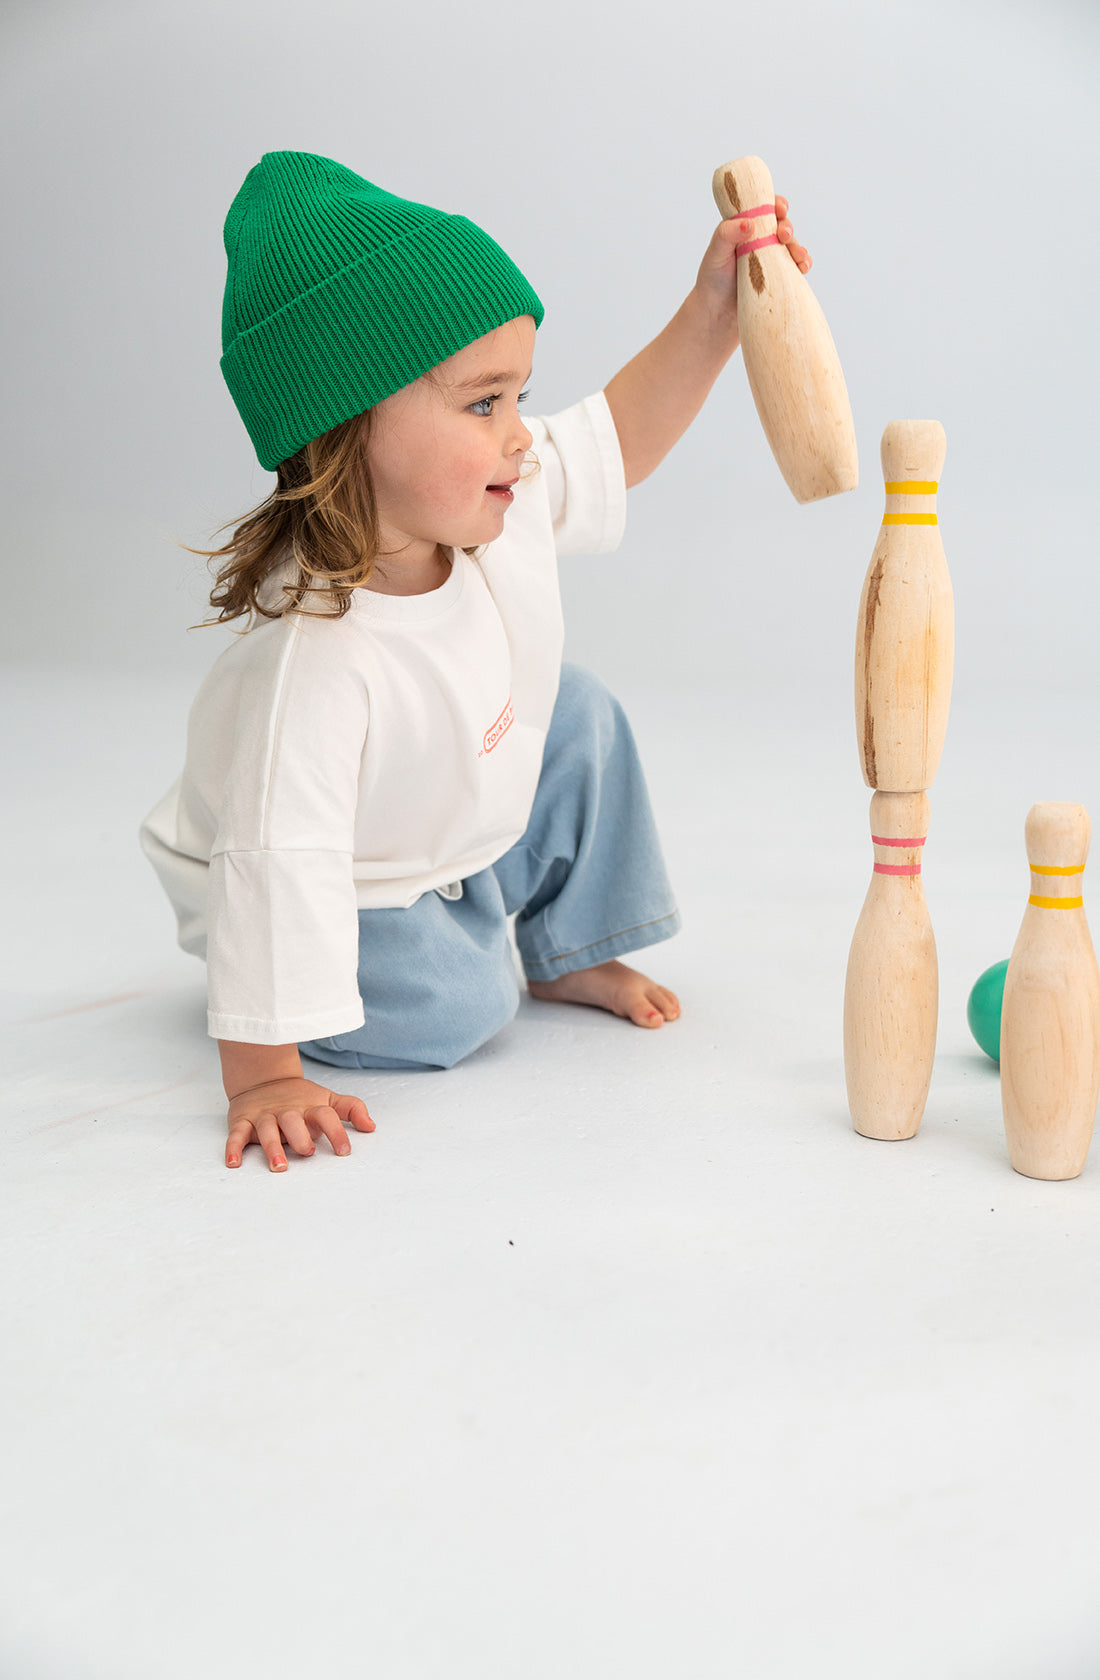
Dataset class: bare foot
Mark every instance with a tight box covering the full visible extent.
[527,959,681,1029]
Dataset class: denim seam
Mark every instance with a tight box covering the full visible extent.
[520,907,680,978]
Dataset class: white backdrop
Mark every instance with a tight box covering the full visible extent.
[6,12,1100,1675]
[3,0,1098,709]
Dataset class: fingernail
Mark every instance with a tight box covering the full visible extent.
[227,1155,239,1168]
[337,1144,350,1156]
[272,1158,287,1171]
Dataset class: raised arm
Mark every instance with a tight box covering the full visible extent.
[602,196,810,489]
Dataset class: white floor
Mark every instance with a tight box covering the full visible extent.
[5,664,1100,1680]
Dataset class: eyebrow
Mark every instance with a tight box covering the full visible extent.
[448,367,534,392]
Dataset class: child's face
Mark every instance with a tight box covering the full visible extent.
[365,316,537,564]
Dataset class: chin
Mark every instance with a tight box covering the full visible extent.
[466,518,508,548]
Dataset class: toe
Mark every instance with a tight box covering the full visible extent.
[652,986,681,1021]
[630,993,666,1028]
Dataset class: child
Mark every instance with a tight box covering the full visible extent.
[140,151,810,1172]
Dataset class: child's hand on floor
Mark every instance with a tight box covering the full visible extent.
[225,1077,374,1172]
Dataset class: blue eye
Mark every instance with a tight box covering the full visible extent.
[469,389,531,417]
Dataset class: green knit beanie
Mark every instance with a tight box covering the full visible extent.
[220,151,545,470]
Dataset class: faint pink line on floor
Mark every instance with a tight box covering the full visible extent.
[34,1077,201,1133]
[25,990,148,1022]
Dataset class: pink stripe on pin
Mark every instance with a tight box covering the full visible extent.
[871,835,927,848]
[735,234,780,258]
[733,204,779,260]
[874,862,922,876]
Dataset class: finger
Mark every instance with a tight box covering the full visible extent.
[716,217,752,247]
[225,1119,256,1170]
[330,1092,376,1134]
[275,1108,317,1158]
[777,222,811,272]
[255,1112,290,1172]
[775,194,789,219]
[305,1103,352,1157]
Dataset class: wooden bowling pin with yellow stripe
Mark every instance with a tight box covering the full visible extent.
[855,421,953,794]
[844,420,954,1139]
[1001,803,1100,1180]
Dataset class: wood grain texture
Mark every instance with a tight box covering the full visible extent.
[712,155,858,504]
[855,421,953,792]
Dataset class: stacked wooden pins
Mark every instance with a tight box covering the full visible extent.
[711,153,1099,1177]
[844,422,953,1142]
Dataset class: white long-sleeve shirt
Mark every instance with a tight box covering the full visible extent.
[140,391,627,1044]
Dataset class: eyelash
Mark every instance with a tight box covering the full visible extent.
[469,389,530,417]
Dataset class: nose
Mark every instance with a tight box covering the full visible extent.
[512,416,533,461]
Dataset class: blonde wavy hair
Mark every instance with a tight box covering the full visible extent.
[194,409,389,626]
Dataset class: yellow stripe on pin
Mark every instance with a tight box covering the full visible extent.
[882,513,939,525]
[1029,894,1085,909]
[1030,864,1085,876]
[884,481,939,494]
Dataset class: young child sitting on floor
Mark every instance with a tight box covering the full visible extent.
[140,150,810,1171]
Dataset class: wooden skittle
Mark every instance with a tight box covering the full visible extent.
[844,792,937,1140]
[712,155,858,504]
[1001,803,1100,1180]
[855,421,953,793]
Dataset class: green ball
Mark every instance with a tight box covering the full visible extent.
[967,959,1010,1062]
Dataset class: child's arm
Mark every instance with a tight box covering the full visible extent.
[603,196,810,489]
[219,1039,374,1172]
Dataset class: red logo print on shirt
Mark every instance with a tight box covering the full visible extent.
[482,696,514,756]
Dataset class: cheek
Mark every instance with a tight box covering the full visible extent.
[431,440,494,507]
[370,435,436,512]
[367,418,494,522]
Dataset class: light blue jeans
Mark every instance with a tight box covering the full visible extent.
[299,664,680,1071]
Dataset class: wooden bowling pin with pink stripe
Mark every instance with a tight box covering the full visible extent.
[712,155,858,504]
[1000,803,1100,1180]
[845,792,937,1139]
[844,420,954,1140]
